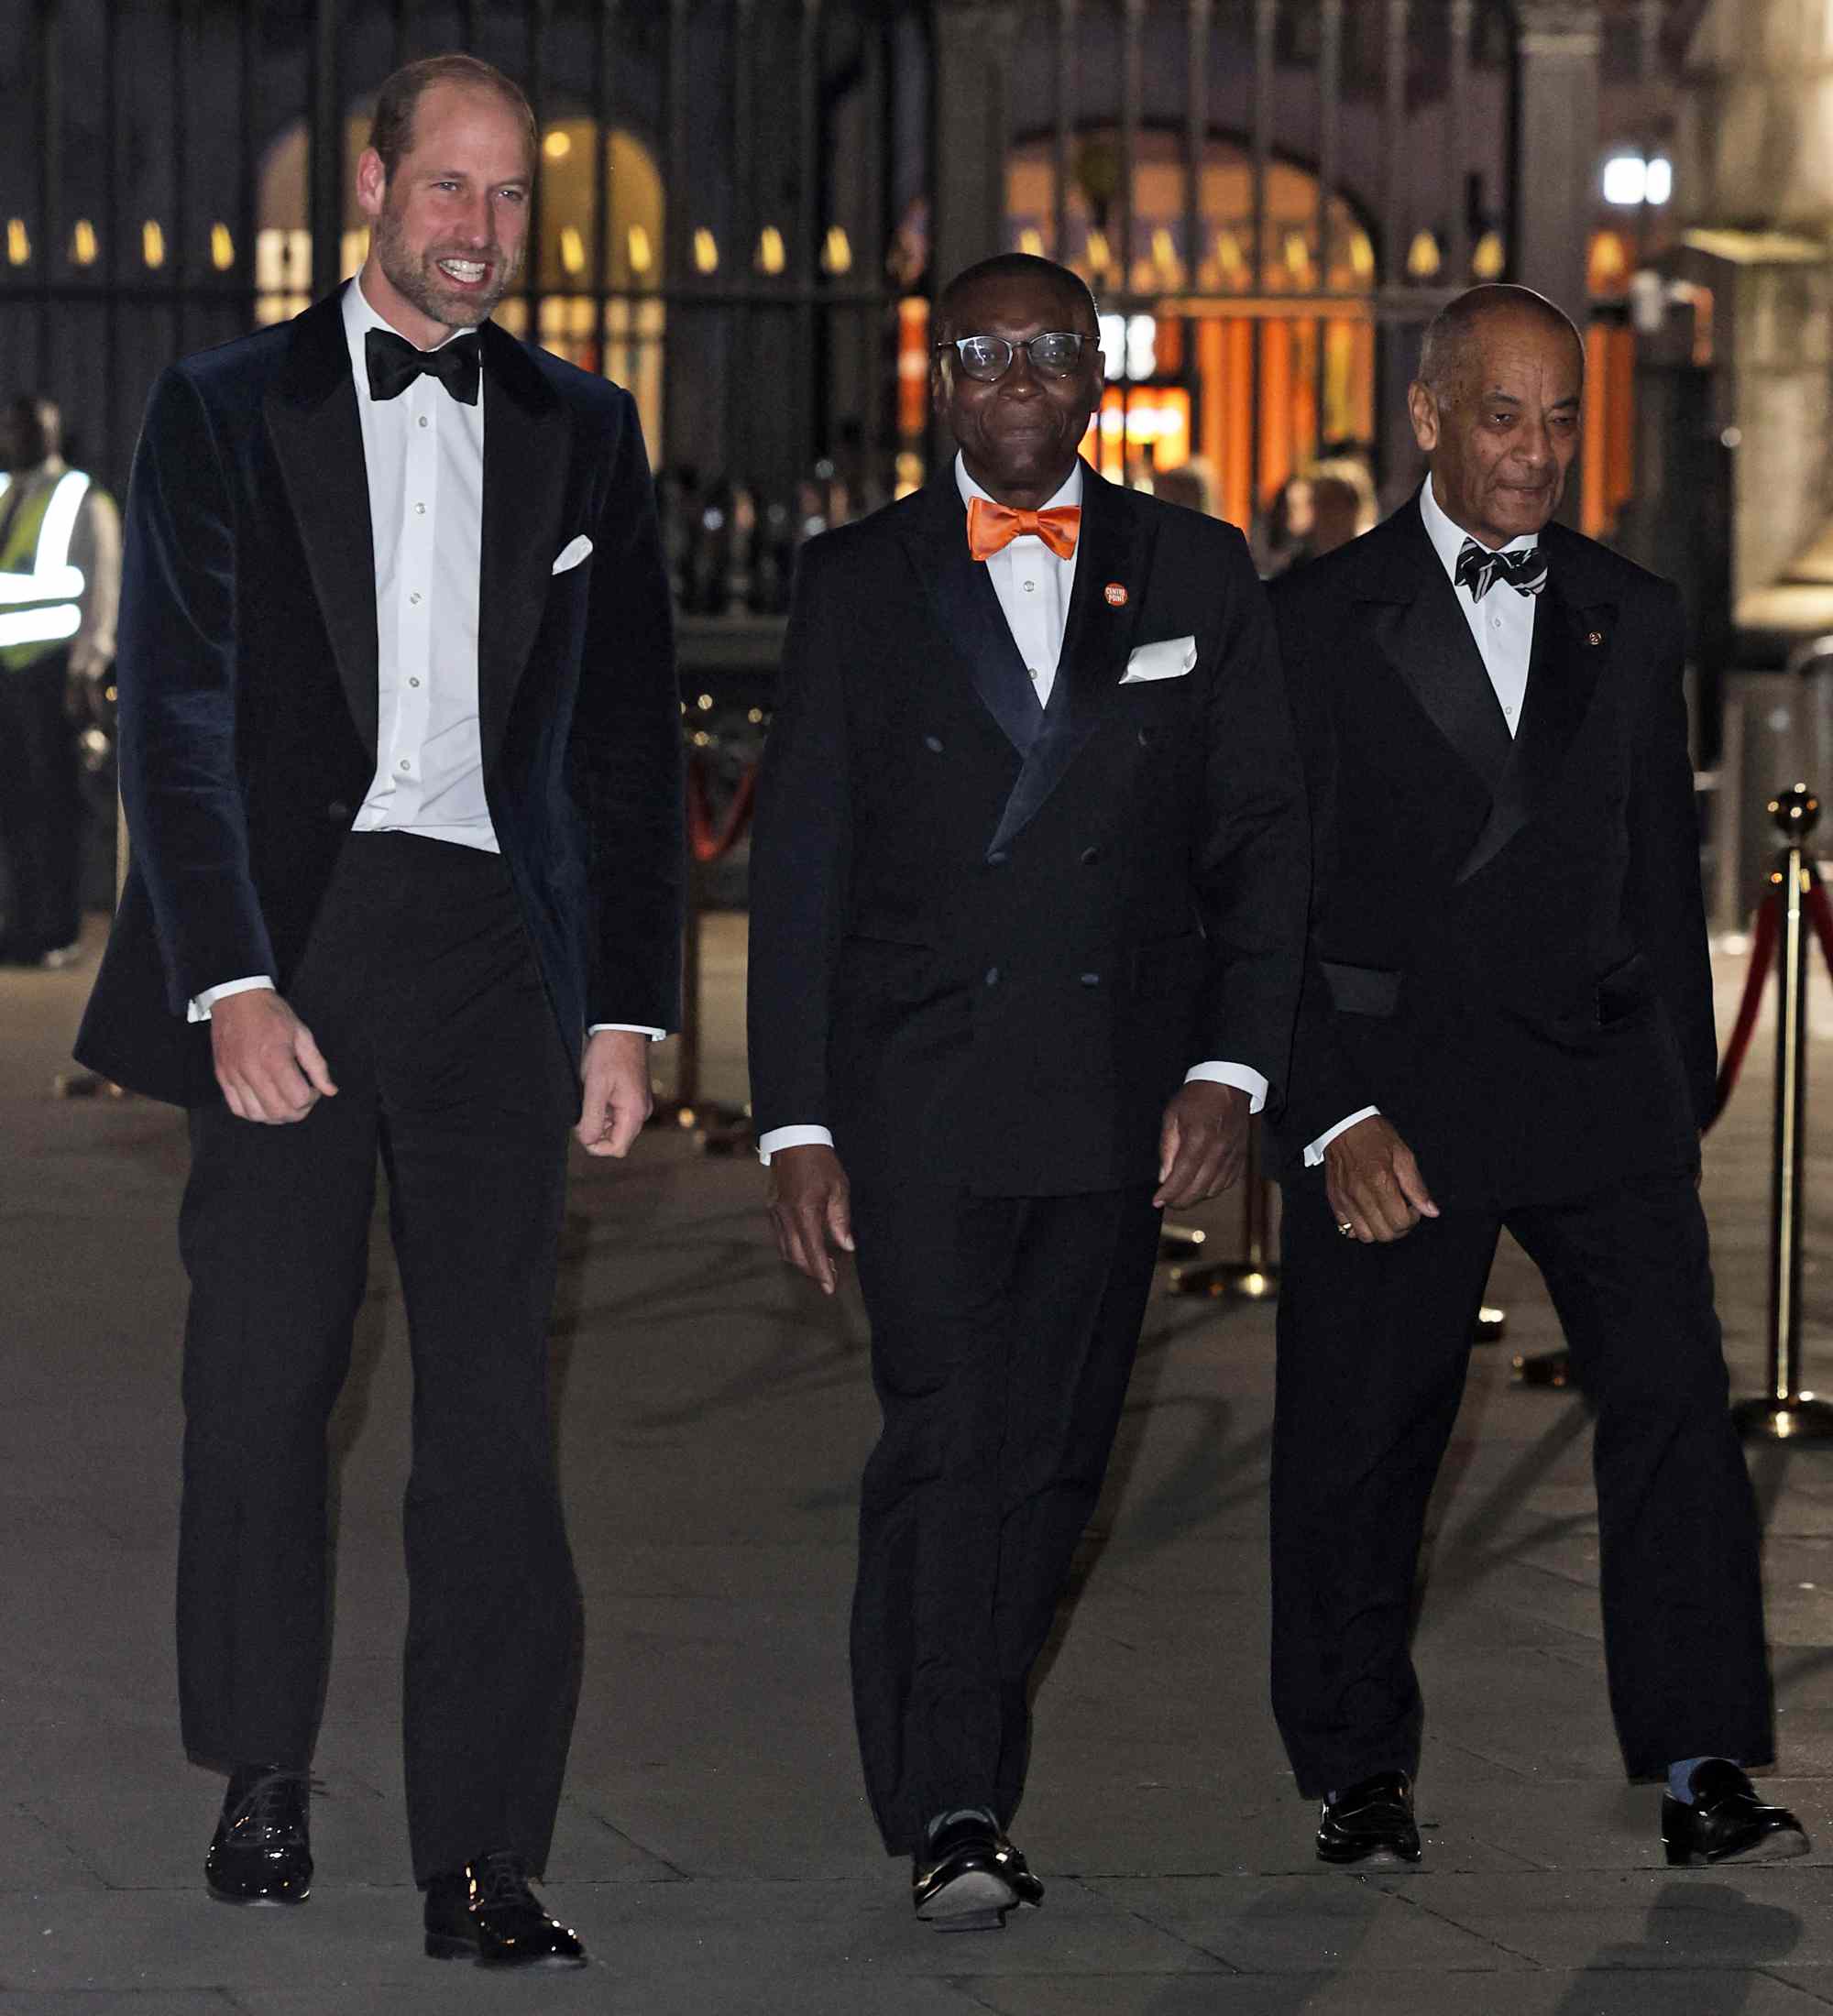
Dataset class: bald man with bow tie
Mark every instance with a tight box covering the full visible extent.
[746,253,1308,1928]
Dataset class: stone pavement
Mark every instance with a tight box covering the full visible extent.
[5,916,1833,2014]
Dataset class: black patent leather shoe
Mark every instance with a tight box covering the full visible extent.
[913,1814,1021,1932]
[993,1834,1045,1911]
[1662,1761,1809,1868]
[1316,1770,1421,1868]
[423,1849,587,1968]
[204,1765,312,1905]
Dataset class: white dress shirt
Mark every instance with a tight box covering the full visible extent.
[1302,481,1542,1167]
[757,452,1267,1164]
[192,278,659,1042]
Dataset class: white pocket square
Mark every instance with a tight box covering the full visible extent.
[1120,635,1198,684]
[552,534,594,575]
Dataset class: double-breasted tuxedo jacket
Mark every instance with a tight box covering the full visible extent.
[747,463,1310,1195]
[76,285,683,1100]
[1267,498,1714,1204]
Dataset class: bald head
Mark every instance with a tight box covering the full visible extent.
[936,252,1097,345]
[1417,285,1583,406]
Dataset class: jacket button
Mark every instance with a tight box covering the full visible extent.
[987,849,1010,867]
[326,800,350,821]
[1081,845,1101,865]
[984,966,1000,988]
[923,734,944,753]
[1081,970,1101,987]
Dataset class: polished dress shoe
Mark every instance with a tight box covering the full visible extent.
[1316,1770,1421,1868]
[913,1813,1027,1932]
[1662,1761,1809,1868]
[423,1849,587,1968]
[204,1765,312,1905]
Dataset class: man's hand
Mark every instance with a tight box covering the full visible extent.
[576,1028,653,1157]
[211,988,337,1124]
[1155,1080,1251,1209]
[1324,1114,1439,1244]
[767,1144,855,1296]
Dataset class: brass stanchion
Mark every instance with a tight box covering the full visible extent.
[1167,1123,1277,1299]
[645,858,752,1156]
[1733,783,1833,1441]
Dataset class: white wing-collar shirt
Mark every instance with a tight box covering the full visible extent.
[1301,480,1543,1165]
[191,278,659,1042]
[755,452,1268,1165]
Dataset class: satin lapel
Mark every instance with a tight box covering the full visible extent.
[901,472,1044,757]
[477,323,568,766]
[986,468,1149,860]
[263,290,379,756]
[1454,577,1612,884]
[1362,525,1513,793]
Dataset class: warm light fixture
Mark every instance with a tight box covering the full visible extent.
[822,225,851,275]
[5,219,27,266]
[560,225,586,276]
[693,227,719,274]
[1283,231,1311,282]
[1151,227,1180,279]
[1348,230,1376,280]
[756,225,786,276]
[71,220,97,267]
[627,224,653,274]
[141,219,166,268]
[210,223,235,271]
[1405,230,1441,279]
[543,128,572,161]
[1084,227,1110,271]
[1016,226,1045,257]
[1472,230,1506,279]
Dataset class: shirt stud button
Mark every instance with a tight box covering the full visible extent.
[409,676,422,688]
[409,591,422,605]
[399,759,411,772]
[414,502,426,515]
[417,415,429,429]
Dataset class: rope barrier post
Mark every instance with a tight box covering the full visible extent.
[1166,1123,1278,1300]
[1734,783,1833,1441]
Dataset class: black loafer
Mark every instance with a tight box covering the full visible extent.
[424,1849,587,1967]
[993,1835,1045,1911]
[1316,1770,1421,1868]
[913,1814,1020,1932]
[204,1765,312,1905]
[1663,1761,1809,1868]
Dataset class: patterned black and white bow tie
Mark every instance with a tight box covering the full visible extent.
[1454,538,1547,603]
[364,326,482,406]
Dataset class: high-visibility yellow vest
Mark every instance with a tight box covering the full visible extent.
[0,467,92,671]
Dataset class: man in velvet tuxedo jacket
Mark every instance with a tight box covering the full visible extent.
[747,254,1308,1926]
[1266,285,1801,1872]
[74,57,682,1964]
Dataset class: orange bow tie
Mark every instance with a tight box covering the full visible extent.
[967,495,1081,563]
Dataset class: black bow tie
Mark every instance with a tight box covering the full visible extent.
[364,326,482,406]
[1454,537,1547,602]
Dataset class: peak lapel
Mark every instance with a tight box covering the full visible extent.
[1360,509,1512,793]
[985,467,1149,860]
[477,323,568,766]
[902,471,1045,757]
[1454,575,1612,884]
[263,288,379,756]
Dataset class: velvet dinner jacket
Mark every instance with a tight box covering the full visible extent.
[76,286,684,1106]
[745,463,1310,1198]
[1266,497,1716,1210]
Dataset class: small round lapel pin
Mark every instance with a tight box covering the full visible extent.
[1103,582,1128,608]
[1586,630,1604,647]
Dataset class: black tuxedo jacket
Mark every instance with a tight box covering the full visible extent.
[745,464,1309,1197]
[1266,496,1715,1208]
[76,287,684,1104]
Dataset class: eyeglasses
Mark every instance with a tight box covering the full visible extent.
[935,331,1091,382]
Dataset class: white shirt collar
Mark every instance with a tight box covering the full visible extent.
[955,451,1083,519]
[1419,476,1538,585]
[341,274,477,397]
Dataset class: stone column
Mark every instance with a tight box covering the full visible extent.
[1512,1,1602,323]
[930,0,1018,292]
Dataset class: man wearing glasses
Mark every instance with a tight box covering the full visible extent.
[748,253,1308,1926]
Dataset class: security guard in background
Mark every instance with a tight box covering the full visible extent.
[0,395,121,967]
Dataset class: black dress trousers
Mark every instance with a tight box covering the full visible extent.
[175,833,584,1882]
[0,647,82,957]
[1270,1165,1774,1799]
[847,1178,1162,1856]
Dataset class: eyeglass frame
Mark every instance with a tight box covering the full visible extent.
[933,330,1095,382]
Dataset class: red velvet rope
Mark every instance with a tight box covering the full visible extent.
[686,754,759,864]
[1711,892,1781,1126]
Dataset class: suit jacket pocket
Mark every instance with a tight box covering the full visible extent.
[1596,949,1652,1026]
[1319,958,1402,1018]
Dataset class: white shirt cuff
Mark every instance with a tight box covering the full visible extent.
[756,1124,835,1166]
[1183,1062,1268,1113]
[1303,1106,1381,1167]
[587,1024,666,1040]
[188,976,275,1023]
